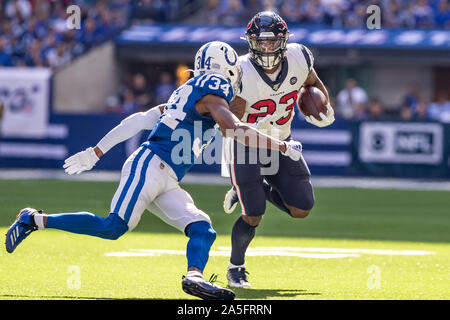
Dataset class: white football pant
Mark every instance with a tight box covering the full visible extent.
[110,146,211,232]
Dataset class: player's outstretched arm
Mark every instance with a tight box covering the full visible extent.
[198,94,302,161]
[63,106,163,175]
[95,106,163,156]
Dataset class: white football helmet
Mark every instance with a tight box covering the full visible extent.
[194,41,243,97]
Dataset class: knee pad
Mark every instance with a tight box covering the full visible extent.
[102,213,129,240]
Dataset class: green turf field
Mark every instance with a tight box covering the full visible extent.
[0,179,449,300]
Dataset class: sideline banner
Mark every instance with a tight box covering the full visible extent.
[117,24,450,50]
[0,68,52,138]
[2,113,449,179]
[351,121,449,178]
[359,122,443,165]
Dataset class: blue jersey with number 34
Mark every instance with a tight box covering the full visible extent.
[143,73,234,181]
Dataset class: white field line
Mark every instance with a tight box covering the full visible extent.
[217,246,434,256]
[104,247,433,259]
[2,169,450,191]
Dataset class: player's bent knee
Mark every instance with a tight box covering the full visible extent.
[242,215,262,227]
[202,225,217,245]
[102,213,129,240]
[185,220,217,246]
[289,208,311,219]
[288,191,315,218]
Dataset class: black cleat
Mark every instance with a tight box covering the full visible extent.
[182,274,235,300]
[227,267,251,288]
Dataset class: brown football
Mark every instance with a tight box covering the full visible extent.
[298,86,328,121]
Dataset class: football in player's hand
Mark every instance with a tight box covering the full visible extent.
[298,86,328,121]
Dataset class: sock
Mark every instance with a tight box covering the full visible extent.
[262,181,291,216]
[185,221,216,272]
[186,270,203,279]
[45,212,128,240]
[228,262,245,270]
[33,213,46,230]
[230,216,256,266]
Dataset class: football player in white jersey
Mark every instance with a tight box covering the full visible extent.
[222,11,335,288]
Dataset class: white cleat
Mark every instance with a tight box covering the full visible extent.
[223,187,238,214]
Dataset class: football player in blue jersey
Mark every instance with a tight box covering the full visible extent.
[5,41,303,300]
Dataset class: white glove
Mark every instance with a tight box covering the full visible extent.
[254,114,275,130]
[247,114,276,130]
[305,103,335,128]
[281,140,303,161]
[63,147,100,175]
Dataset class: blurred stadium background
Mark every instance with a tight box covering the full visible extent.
[0,0,449,301]
[0,0,449,179]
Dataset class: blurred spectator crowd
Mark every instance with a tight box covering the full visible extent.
[0,0,133,68]
[199,0,450,29]
[1,0,448,119]
[1,0,448,70]
[112,70,450,123]
[105,71,178,116]
[336,78,450,122]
